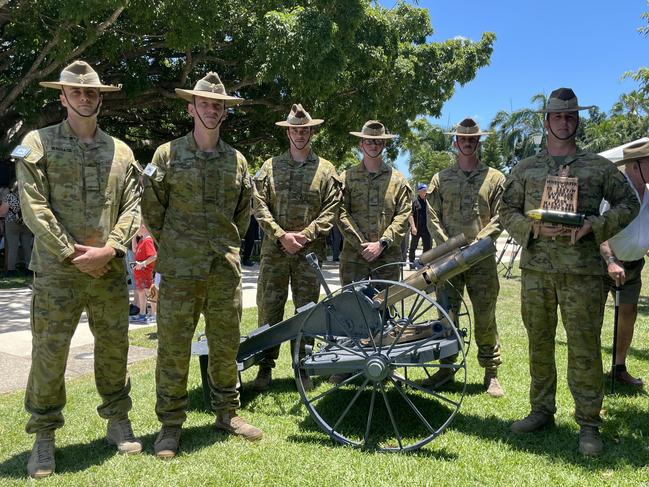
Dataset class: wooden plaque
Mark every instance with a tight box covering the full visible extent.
[533,166,579,242]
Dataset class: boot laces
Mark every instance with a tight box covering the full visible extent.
[115,419,136,441]
[160,426,181,441]
[36,438,53,463]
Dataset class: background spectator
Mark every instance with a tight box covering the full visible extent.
[0,181,33,276]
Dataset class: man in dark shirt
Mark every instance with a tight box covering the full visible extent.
[408,182,432,267]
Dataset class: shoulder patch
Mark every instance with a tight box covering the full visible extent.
[143,163,157,177]
[11,145,31,159]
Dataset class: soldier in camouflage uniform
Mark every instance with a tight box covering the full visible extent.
[338,121,412,285]
[252,104,341,391]
[426,118,505,397]
[141,72,261,458]
[13,61,142,479]
[500,88,639,456]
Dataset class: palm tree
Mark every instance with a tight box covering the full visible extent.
[489,93,547,168]
[611,91,649,117]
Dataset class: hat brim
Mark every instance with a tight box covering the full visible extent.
[535,105,594,113]
[615,154,649,166]
[175,88,243,105]
[444,131,492,137]
[276,119,324,127]
[39,81,121,92]
[349,131,397,140]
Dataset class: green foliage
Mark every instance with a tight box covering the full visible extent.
[0,1,495,166]
[489,93,546,169]
[480,134,505,171]
[401,117,453,184]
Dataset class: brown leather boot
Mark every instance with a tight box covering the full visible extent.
[27,430,55,479]
[215,411,263,441]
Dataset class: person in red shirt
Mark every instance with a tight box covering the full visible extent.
[130,224,157,323]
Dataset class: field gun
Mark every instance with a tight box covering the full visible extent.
[193,235,497,452]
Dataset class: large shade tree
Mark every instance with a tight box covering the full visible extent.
[0,0,495,166]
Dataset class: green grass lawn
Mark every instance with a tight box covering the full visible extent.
[1,268,648,486]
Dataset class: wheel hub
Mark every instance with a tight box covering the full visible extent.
[364,354,390,382]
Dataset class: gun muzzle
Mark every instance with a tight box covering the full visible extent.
[526,208,585,227]
[415,234,467,267]
[373,237,497,308]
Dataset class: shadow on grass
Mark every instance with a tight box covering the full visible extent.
[186,376,306,414]
[450,405,649,469]
[0,423,226,480]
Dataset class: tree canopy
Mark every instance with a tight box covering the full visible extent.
[0,0,495,166]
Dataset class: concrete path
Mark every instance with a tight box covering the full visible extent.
[0,236,517,394]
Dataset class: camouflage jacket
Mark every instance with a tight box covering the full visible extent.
[15,120,141,273]
[427,162,505,244]
[141,133,252,278]
[253,150,341,253]
[338,161,412,251]
[500,150,639,275]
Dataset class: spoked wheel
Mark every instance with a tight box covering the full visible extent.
[293,279,468,452]
[437,280,473,355]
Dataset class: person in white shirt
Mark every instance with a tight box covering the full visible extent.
[600,140,649,387]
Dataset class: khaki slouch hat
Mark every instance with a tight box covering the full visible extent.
[536,87,594,113]
[175,72,243,105]
[444,118,491,137]
[350,120,396,140]
[615,140,649,167]
[275,104,324,127]
[40,60,121,92]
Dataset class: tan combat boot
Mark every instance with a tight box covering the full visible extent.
[215,411,263,441]
[422,367,455,389]
[484,367,505,398]
[106,418,143,454]
[578,426,603,457]
[154,425,182,459]
[253,367,272,391]
[27,430,55,479]
[510,411,554,433]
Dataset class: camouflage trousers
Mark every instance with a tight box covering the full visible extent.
[339,244,402,286]
[25,270,132,434]
[156,253,242,425]
[256,242,322,368]
[521,269,606,427]
[440,256,502,368]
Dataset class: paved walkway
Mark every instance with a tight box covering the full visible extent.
[0,236,516,394]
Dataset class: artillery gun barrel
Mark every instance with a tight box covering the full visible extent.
[373,237,497,308]
[415,234,467,267]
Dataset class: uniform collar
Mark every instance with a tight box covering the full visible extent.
[453,161,486,178]
[185,131,227,158]
[279,150,318,165]
[537,148,589,166]
[358,159,390,176]
[61,119,109,147]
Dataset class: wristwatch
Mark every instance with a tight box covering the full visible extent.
[379,238,389,249]
[607,256,618,264]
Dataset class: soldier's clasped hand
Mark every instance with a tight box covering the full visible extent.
[360,241,383,262]
[279,232,306,254]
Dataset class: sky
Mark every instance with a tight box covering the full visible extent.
[383,0,648,177]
